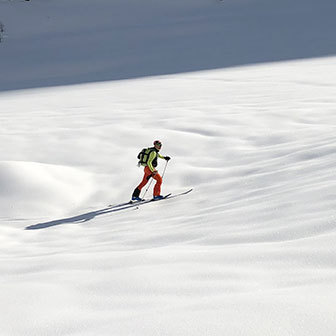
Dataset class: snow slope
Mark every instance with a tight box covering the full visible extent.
[1,0,336,91]
[1,56,336,335]
[1,0,336,335]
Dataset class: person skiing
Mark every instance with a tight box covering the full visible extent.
[132,140,171,201]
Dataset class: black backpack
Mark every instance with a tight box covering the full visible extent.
[137,147,157,166]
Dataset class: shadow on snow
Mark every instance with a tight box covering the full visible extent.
[25,203,137,230]
[25,189,192,230]
[1,0,336,91]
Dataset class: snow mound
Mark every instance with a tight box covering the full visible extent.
[0,161,94,218]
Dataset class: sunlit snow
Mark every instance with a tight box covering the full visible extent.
[1,1,336,335]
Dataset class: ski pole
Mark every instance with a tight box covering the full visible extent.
[161,160,169,179]
[142,176,154,200]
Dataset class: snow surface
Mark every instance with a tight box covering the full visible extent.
[1,1,336,336]
[1,57,336,336]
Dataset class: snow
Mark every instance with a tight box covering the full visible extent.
[1,0,336,335]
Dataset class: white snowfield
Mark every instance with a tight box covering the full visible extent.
[1,1,336,336]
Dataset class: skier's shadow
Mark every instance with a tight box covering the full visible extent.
[25,203,136,230]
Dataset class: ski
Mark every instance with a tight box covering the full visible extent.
[133,189,193,208]
[149,193,172,202]
[128,188,192,207]
[164,188,193,200]
[108,189,193,210]
[108,201,133,208]
[127,193,172,207]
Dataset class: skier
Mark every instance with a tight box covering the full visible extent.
[132,140,171,201]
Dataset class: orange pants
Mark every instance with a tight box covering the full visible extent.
[137,166,162,196]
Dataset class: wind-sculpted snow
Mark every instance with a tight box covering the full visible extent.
[0,161,95,218]
[0,0,336,91]
[1,58,336,335]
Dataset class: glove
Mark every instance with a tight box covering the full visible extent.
[164,156,171,161]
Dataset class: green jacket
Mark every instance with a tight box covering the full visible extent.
[142,148,165,172]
